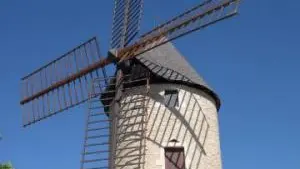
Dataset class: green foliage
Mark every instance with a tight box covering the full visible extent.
[0,163,13,169]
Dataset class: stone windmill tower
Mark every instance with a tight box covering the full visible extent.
[19,0,240,168]
[100,42,222,169]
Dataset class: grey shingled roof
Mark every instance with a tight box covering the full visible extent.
[135,42,221,109]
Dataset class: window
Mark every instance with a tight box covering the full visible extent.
[164,89,179,107]
[165,147,186,169]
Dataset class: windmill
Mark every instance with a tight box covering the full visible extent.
[20,0,240,168]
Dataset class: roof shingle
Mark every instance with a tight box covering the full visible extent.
[136,42,220,109]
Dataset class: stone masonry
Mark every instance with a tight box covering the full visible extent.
[115,83,222,169]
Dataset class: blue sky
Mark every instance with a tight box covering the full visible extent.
[0,0,300,169]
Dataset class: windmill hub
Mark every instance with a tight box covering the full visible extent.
[107,49,118,62]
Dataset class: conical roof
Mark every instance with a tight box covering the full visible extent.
[135,42,220,109]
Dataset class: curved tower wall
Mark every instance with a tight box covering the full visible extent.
[116,83,222,169]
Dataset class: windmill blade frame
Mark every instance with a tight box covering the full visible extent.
[20,37,108,127]
[118,0,240,61]
[111,0,144,49]
[19,0,240,127]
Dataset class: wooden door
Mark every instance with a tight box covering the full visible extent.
[165,147,186,169]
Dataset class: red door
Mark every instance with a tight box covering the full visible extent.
[165,147,186,169]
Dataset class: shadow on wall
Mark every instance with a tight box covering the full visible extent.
[117,84,212,169]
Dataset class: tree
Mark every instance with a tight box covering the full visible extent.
[0,163,13,169]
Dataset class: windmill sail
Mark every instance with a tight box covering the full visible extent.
[19,0,240,127]
[20,37,107,127]
[118,0,240,61]
[111,0,144,49]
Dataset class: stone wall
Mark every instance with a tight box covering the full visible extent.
[116,83,222,169]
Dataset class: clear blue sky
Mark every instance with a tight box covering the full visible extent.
[0,0,299,169]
